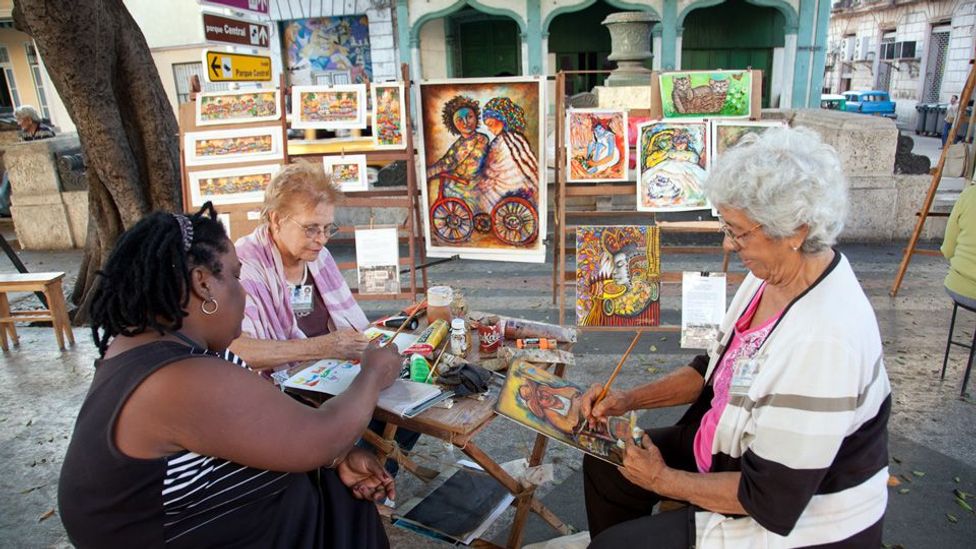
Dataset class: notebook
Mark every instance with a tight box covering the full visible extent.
[283,359,450,418]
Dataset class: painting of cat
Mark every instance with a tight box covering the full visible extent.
[659,70,752,119]
[671,76,729,114]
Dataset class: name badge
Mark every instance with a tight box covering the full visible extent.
[290,284,314,316]
[729,355,762,397]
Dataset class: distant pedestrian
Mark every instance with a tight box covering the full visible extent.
[14,105,55,141]
[942,95,959,147]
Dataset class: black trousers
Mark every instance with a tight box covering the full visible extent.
[583,423,699,543]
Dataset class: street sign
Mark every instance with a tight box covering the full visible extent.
[197,0,270,16]
[203,50,273,83]
[202,13,271,49]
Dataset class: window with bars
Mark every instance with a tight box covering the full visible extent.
[172,62,229,104]
[923,28,950,103]
[24,43,51,120]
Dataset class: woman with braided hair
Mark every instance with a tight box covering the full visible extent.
[475,96,539,215]
[58,202,402,548]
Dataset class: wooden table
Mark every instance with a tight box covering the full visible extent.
[363,356,576,549]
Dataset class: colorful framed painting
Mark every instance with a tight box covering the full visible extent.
[371,83,406,149]
[187,163,280,207]
[183,126,284,167]
[576,226,661,327]
[636,121,710,212]
[709,120,788,163]
[292,84,367,129]
[195,88,281,126]
[418,76,547,263]
[495,360,635,465]
[659,70,752,119]
[566,109,628,182]
[323,154,368,192]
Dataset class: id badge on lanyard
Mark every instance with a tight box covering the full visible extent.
[729,354,763,397]
[290,284,314,317]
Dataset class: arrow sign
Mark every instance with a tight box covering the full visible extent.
[197,0,269,16]
[202,50,272,83]
[202,13,271,49]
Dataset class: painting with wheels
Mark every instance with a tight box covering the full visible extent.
[418,77,547,263]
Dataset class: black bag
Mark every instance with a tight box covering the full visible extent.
[437,363,493,397]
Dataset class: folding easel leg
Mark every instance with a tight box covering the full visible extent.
[942,303,958,380]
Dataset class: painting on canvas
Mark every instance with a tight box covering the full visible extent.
[371,83,406,149]
[709,120,787,162]
[418,77,546,263]
[659,70,752,119]
[495,360,634,465]
[323,154,368,192]
[195,89,280,126]
[183,126,284,167]
[292,85,367,129]
[187,164,280,207]
[576,226,661,327]
[636,121,710,212]
[282,15,372,85]
[566,109,628,182]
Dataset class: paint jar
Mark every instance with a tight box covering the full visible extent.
[427,286,454,326]
[409,353,431,383]
[450,318,468,356]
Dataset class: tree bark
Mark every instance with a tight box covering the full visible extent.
[13,0,182,323]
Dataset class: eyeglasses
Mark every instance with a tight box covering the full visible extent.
[719,221,762,249]
[285,216,340,240]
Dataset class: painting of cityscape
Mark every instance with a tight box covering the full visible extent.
[292,85,367,129]
[576,226,661,327]
[371,83,406,149]
[195,89,280,126]
[187,164,280,207]
[183,126,284,166]
[418,77,546,263]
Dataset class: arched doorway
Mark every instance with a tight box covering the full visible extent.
[548,2,617,95]
[681,0,785,107]
[450,8,520,77]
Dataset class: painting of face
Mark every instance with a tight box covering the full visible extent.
[636,121,710,212]
[576,226,661,327]
[566,109,628,183]
[418,77,547,263]
[496,360,632,465]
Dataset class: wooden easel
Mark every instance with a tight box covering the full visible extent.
[178,64,428,302]
[552,70,758,327]
[890,58,976,297]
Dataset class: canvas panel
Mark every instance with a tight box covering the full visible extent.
[636,121,710,212]
[566,109,629,183]
[576,226,661,327]
[371,83,406,149]
[418,77,547,263]
[195,89,281,126]
[659,70,752,119]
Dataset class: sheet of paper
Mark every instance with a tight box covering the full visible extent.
[681,272,727,349]
[355,227,401,295]
[363,327,419,354]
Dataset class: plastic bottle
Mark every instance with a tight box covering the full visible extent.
[409,353,431,383]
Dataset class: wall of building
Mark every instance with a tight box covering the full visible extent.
[419,20,448,80]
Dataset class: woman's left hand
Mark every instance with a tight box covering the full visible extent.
[618,434,667,492]
[336,448,396,502]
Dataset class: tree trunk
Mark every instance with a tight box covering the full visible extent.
[13,0,182,323]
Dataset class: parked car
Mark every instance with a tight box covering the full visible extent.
[842,90,897,118]
[821,94,847,111]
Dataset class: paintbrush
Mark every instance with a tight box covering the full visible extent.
[593,331,643,408]
[423,341,449,384]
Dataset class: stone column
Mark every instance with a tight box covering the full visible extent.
[782,31,798,108]
[521,33,530,76]
[675,28,683,70]
[652,25,662,71]
[602,12,657,87]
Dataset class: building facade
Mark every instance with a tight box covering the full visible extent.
[398,0,832,109]
[823,0,975,123]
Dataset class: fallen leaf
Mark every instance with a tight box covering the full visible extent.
[20,484,45,495]
[38,509,54,522]
[891,456,902,464]
[900,474,913,483]
[887,475,901,487]
[957,497,974,513]
[25,419,32,426]
[912,470,926,477]
[649,345,657,352]
[946,513,958,524]
[659,336,667,341]
[954,476,961,483]
[898,488,910,494]
[955,489,968,501]
[645,367,659,374]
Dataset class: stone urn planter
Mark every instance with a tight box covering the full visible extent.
[602,12,656,87]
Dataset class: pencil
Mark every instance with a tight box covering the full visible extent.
[594,331,643,407]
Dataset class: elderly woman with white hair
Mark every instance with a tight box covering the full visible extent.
[580,127,891,548]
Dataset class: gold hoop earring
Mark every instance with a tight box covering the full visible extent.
[201,298,219,315]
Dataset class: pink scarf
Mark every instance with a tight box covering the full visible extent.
[236,224,368,341]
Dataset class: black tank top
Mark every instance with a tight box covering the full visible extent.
[57,341,324,548]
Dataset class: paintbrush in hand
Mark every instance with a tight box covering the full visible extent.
[593,331,643,408]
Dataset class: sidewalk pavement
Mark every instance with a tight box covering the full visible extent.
[1,238,974,548]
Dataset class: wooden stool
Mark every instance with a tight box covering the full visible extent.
[0,272,75,351]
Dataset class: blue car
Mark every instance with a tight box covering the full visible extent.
[843,90,897,118]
